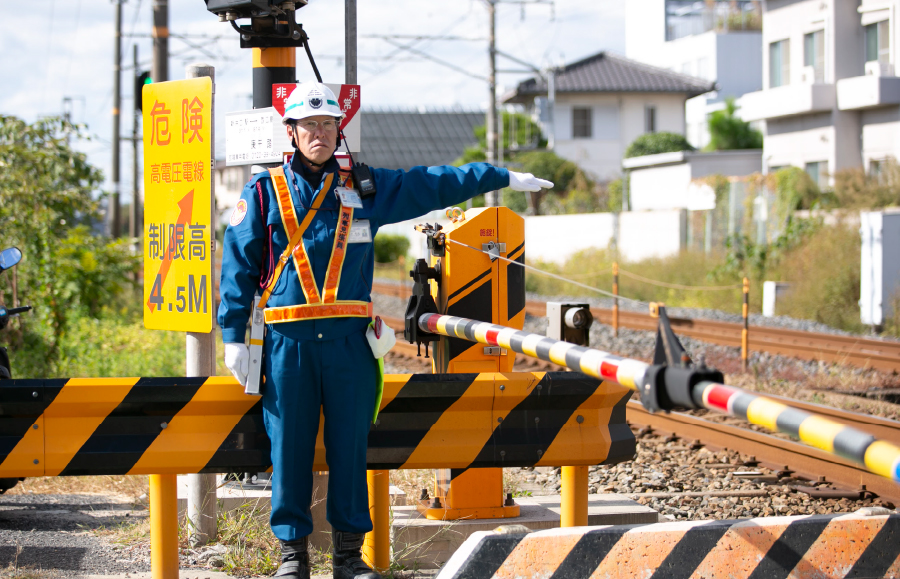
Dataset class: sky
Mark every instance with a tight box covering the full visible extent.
[0,0,625,204]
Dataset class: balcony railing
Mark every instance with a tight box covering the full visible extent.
[665,0,762,42]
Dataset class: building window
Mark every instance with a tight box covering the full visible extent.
[770,39,790,88]
[572,107,592,138]
[804,30,825,83]
[805,161,828,187]
[866,21,890,65]
[644,106,657,133]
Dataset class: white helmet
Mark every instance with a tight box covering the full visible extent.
[282,82,345,125]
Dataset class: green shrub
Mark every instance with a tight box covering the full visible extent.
[373,233,410,263]
[705,98,763,151]
[624,132,694,158]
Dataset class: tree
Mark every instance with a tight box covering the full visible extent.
[0,115,139,374]
[706,98,763,151]
[624,132,694,158]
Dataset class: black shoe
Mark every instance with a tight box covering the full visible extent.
[332,530,379,579]
[275,537,310,579]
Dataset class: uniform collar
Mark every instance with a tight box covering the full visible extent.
[289,153,340,190]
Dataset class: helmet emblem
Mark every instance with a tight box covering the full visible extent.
[308,89,324,109]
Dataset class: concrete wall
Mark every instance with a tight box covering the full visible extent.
[628,151,762,211]
[630,163,693,210]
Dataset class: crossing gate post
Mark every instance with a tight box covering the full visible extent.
[560,465,588,527]
[363,469,390,571]
[150,474,179,579]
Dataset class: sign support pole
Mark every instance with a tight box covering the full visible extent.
[185,62,218,548]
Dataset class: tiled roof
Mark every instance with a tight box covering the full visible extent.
[504,51,715,103]
[355,109,484,171]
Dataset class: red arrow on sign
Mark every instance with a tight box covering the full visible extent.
[148,189,194,312]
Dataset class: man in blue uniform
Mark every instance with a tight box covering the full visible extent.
[218,82,551,579]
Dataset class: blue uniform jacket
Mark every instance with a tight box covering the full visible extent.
[218,157,509,344]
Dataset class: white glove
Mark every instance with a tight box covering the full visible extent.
[224,342,249,386]
[508,171,554,192]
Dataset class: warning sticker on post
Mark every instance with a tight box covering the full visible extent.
[142,77,214,332]
[272,83,361,152]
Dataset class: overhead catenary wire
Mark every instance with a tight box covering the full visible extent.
[445,237,645,305]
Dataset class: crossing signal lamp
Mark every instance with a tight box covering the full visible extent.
[135,71,153,112]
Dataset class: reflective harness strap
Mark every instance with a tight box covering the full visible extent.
[259,168,333,309]
[323,175,355,303]
[260,168,370,323]
[264,301,373,324]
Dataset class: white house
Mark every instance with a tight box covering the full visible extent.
[740,0,900,185]
[625,0,763,149]
[501,51,714,182]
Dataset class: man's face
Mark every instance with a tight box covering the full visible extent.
[286,115,338,168]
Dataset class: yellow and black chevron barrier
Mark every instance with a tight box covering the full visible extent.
[416,313,900,485]
[437,510,900,579]
[0,371,634,478]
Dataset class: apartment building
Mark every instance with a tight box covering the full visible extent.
[740,0,900,185]
[626,0,763,149]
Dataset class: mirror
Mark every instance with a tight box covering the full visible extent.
[0,247,22,271]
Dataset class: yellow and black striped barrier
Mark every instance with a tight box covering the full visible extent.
[437,510,900,579]
[417,313,900,485]
[0,372,634,478]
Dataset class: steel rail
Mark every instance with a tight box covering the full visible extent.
[626,402,900,504]
[523,300,900,372]
[414,312,900,486]
[371,281,900,371]
[383,315,900,499]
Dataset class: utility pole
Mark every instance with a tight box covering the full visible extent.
[152,0,169,83]
[186,62,218,549]
[485,0,498,206]
[131,44,140,244]
[345,0,357,84]
[111,0,124,238]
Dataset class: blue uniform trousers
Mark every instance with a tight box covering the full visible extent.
[262,327,378,541]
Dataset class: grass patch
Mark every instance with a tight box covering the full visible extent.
[525,248,748,313]
[521,222,875,335]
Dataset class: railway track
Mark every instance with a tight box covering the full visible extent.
[379,313,900,503]
[372,280,900,372]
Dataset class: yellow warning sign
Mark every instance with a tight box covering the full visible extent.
[142,77,213,332]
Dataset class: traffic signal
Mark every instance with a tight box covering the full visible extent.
[135,71,152,112]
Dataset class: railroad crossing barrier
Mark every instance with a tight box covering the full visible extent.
[0,371,634,574]
[0,372,632,476]
[413,312,900,486]
[437,509,900,579]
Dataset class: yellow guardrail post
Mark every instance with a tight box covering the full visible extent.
[150,473,179,579]
[364,469,390,572]
[560,466,588,527]
[742,277,750,372]
[612,262,619,337]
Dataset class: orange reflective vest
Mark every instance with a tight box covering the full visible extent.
[258,167,372,324]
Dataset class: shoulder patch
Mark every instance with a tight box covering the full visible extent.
[230,199,248,226]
